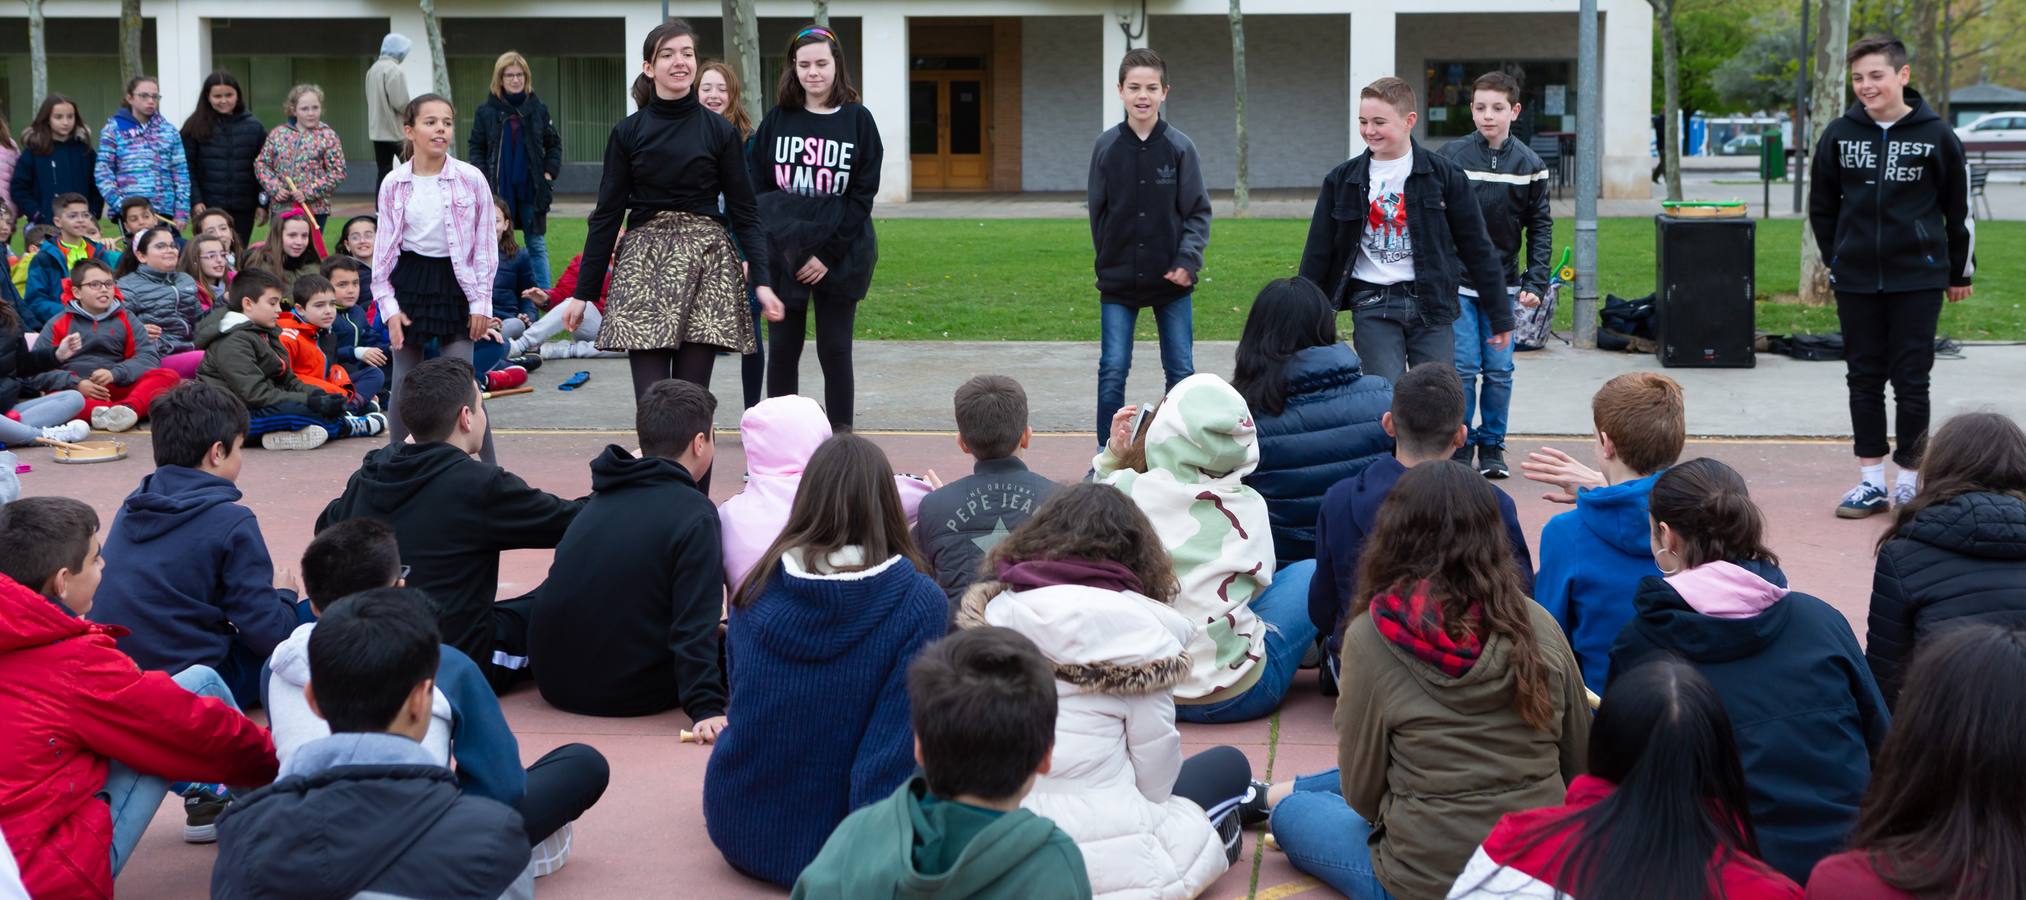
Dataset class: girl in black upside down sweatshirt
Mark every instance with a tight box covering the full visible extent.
[569,19,782,403]
[749,25,884,432]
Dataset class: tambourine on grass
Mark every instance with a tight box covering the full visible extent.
[36,437,128,464]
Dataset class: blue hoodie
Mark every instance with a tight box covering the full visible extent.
[1309,456,1534,658]
[88,466,299,692]
[1534,472,1664,690]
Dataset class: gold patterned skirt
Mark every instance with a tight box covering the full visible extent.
[595,210,754,353]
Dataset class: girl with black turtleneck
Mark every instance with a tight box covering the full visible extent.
[468,51,562,289]
[180,71,267,245]
[562,18,782,405]
[750,26,884,432]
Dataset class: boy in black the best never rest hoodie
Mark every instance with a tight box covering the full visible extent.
[1809,37,1975,517]
[317,441,584,687]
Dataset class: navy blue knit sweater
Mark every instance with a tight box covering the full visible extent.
[703,551,947,887]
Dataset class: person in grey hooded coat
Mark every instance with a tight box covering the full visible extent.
[366,34,414,186]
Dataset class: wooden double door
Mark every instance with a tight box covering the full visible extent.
[909,69,990,191]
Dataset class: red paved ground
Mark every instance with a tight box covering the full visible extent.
[21,430,1883,899]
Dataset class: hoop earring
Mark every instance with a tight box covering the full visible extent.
[1655,547,1683,576]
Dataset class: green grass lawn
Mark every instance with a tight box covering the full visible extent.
[398,216,2026,341]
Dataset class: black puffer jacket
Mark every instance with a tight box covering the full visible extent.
[1866,491,2026,707]
[0,316,63,414]
[184,112,268,212]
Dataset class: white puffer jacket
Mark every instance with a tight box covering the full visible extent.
[960,581,1228,900]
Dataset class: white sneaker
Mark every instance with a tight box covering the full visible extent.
[260,425,329,451]
[1890,480,1918,508]
[40,420,90,443]
[508,336,531,356]
[530,822,573,877]
[91,405,139,433]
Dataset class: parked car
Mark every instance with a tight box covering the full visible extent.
[1719,132,1764,156]
[1956,111,2026,150]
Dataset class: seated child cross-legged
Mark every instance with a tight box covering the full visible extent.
[0,496,276,899]
[319,254,392,402]
[279,274,384,413]
[915,374,1060,605]
[1527,371,1686,691]
[705,434,950,887]
[792,627,1093,899]
[194,268,387,452]
[318,357,585,690]
[1311,364,1533,696]
[267,521,609,868]
[87,380,307,710]
[1095,372,1317,724]
[957,482,1256,897]
[1254,462,1590,900]
[214,590,536,900]
[526,379,728,728]
[37,256,180,433]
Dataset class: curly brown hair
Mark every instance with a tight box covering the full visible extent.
[1354,460,1552,730]
[982,482,1178,602]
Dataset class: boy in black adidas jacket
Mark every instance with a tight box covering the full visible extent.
[1087,47,1211,445]
[1809,35,1975,519]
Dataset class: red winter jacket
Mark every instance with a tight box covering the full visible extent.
[550,253,610,315]
[0,573,277,899]
[1450,775,1802,899]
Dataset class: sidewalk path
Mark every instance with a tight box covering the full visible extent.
[493,341,2026,439]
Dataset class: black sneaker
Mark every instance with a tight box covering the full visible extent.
[1237,780,1274,827]
[1478,445,1510,479]
[506,353,544,373]
[1451,444,1475,467]
[183,784,230,843]
[1836,483,1889,519]
[1216,807,1245,865]
[1319,649,1340,697]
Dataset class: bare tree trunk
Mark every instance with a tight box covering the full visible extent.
[1229,0,1249,217]
[1653,0,1684,201]
[420,0,452,100]
[118,0,143,86]
[1799,0,1853,307]
[813,0,829,27]
[1938,0,1953,121]
[723,0,765,128]
[26,0,48,107]
[1913,0,1942,100]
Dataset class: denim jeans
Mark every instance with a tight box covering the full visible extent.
[1270,767,1395,900]
[102,664,237,877]
[1096,297,1195,445]
[0,390,85,446]
[1453,289,1517,448]
[1349,285,1454,383]
[1176,560,1319,724]
[523,231,552,291]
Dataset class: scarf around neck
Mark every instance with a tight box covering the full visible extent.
[997,558,1146,596]
[1372,580,1484,676]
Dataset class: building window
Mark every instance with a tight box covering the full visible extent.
[1423,60,1575,142]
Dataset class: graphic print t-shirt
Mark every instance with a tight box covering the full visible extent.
[1351,151,1416,286]
[765,108,860,197]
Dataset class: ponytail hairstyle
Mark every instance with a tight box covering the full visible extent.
[1849,624,2026,898]
[979,482,1180,603]
[777,25,860,110]
[181,70,248,143]
[1876,413,2026,554]
[632,19,701,111]
[398,93,456,161]
[1460,656,1772,900]
[1355,460,1552,729]
[733,434,926,609]
[24,94,88,156]
[1647,458,1778,570]
[492,195,519,258]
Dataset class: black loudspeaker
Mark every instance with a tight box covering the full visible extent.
[1654,215,1756,368]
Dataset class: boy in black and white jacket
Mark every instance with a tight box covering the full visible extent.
[1809,34,1975,519]
[1087,47,1212,445]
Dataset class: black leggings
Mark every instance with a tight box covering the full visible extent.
[767,294,857,431]
[518,743,611,846]
[1172,745,1253,821]
[628,345,720,492]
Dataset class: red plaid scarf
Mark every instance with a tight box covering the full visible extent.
[1371,581,1484,676]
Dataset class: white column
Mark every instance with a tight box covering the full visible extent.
[1347,3,1396,156]
[623,8,663,110]
[153,1,209,130]
[860,8,909,204]
[386,5,435,98]
[1600,1,1654,198]
[1101,12,1127,130]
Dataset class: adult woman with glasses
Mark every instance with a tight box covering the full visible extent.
[468,51,563,289]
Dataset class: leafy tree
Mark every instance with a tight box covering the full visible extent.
[1711,15,1802,111]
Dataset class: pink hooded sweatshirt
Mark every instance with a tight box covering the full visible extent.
[718,395,933,591]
